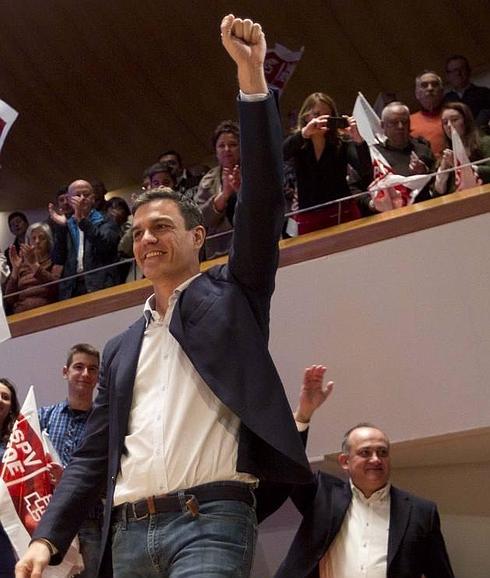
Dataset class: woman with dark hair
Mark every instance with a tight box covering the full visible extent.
[433,101,490,195]
[0,378,20,577]
[283,92,372,234]
[194,120,240,259]
[4,222,62,314]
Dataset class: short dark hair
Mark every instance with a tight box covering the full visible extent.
[132,188,204,229]
[212,120,240,149]
[107,196,131,220]
[66,343,100,367]
[446,54,470,73]
[56,186,68,198]
[8,211,28,226]
[0,378,20,444]
[148,162,177,185]
[341,422,389,453]
[159,149,182,167]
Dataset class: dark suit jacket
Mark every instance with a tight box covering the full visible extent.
[52,212,120,299]
[274,472,455,578]
[34,94,313,574]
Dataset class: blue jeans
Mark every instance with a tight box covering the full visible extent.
[111,499,257,577]
[77,517,103,577]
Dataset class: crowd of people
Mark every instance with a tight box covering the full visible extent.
[0,15,460,578]
[1,53,490,315]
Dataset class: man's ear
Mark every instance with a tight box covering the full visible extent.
[62,366,68,380]
[338,452,349,472]
[193,225,206,249]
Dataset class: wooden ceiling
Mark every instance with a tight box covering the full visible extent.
[0,0,489,211]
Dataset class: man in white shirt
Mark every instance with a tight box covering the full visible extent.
[274,375,455,578]
[16,14,311,578]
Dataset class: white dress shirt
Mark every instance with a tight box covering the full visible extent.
[320,481,391,578]
[113,274,256,506]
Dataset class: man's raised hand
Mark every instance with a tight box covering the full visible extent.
[220,14,267,95]
[294,365,334,424]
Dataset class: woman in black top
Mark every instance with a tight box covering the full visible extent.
[284,92,372,233]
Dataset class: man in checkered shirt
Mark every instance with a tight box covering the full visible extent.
[38,343,102,578]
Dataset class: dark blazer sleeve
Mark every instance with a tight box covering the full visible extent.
[227,93,285,335]
[78,216,121,261]
[423,506,455,578]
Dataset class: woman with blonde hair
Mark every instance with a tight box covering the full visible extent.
[283,92,372,234]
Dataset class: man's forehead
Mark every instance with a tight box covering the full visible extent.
[68,180,93,195]
[350,427,389,446]
[418,73,440,84]
[133,199,182,223]
[70,353,99,367]
[384,107,409,120]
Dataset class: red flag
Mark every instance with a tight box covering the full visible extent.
[0,387,83,577]
[1,387,51,538]
[264,43,304,95]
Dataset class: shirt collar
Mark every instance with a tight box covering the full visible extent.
[61,399,91,416]
[143,273,201,326]
[350,479,391,503]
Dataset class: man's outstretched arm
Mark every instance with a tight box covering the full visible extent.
[222,15,285,323]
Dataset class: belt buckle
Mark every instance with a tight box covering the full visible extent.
[131,495,157,520]
[185,494,199,518]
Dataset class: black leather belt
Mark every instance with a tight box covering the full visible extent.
[112,482,255,522]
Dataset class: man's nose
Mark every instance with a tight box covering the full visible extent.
[141,230,157,243]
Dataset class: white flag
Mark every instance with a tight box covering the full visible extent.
[369,146,431,205]
[0,98,19,153]
[352,92,385,146]
[450,123,479,191]
[0,284,11,343]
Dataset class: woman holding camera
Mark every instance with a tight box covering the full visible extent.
[283,92,372,233]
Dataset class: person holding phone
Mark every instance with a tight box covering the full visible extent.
[283,92,372,234]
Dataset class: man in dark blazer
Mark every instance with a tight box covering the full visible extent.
[50,179,120,299]
[274,371,455,578]
[16,14,311,578]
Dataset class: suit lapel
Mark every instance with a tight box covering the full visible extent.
[329,481,352,538]
[113,317,146,442]
[387,486,411,568]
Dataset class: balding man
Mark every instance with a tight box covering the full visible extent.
[410,71,446,158]
[275,422,455,577]
[366,102,435,211]
[50,179,120,299]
